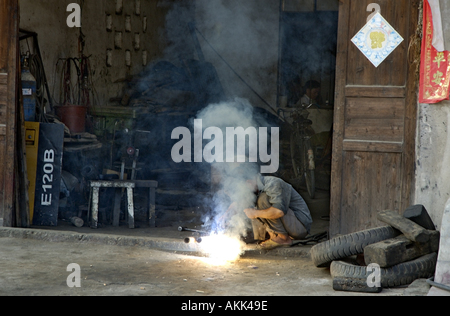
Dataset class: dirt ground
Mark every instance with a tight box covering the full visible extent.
[0,236,405,297]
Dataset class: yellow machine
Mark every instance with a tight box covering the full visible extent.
[25,121,40,221]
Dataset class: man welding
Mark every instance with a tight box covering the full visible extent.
[228,165,313,250]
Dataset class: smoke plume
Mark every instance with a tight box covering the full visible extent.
[160,1,283,238]
[194,98,269,239]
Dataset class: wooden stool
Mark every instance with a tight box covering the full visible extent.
[89,180,136,229]
[88,180,158,229]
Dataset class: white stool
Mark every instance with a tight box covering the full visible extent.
[88,180,136,229]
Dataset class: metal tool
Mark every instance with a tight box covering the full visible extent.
[178,226,209,236]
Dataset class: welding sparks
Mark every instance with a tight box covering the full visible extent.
[199,234,244,265]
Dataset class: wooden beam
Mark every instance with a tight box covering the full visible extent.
[0,0,19,227]
[404,204,436,231]
[364,232,440,268]
[343,140,403,153]
[345,85,406,98]
[333,277,382,294]
[329,0,350,237]
[0,73,7,84]
[400,0,421,218]
[377,210,433,243]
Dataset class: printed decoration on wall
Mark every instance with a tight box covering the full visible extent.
[351,12,404,68]
[419,0,450,104]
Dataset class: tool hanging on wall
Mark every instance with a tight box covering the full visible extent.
[59,55,96,108]
[80,55,91,107]
[61,57,80,105]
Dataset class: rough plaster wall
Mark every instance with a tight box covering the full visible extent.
[19,0,279,111]
[415,104,450,230]
[19,0,178,107]
[81,0,167,104]
[19,0,78,104]
[414,0,450,231]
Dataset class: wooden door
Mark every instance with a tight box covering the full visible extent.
[330,0,420,236]
[0,0,19,227]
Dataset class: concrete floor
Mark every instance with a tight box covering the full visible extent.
[0,235,406,297]
[0,188,414,297]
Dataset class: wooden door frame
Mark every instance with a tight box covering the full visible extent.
[330,0,420,237]
[0,0,19,227]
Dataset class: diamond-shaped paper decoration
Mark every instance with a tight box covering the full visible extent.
[351,12,404,68]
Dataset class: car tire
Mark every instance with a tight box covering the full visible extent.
[311,226,400,267]
[330,253,438,291]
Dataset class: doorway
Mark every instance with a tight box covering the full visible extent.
[277,1,339,234]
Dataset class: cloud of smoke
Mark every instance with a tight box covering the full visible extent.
[159,1,285,238]
[194,98,268,239]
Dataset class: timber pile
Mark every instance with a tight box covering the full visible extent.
[311,205,440,294]
[365,207,439,269]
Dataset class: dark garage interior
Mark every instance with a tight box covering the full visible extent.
[12,0,339,232]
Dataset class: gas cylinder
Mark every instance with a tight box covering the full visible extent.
[21,60,37,122]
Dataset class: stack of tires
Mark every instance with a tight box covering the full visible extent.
[311,205,439,293]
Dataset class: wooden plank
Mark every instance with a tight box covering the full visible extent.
[1,0,19,227]
[343,140,403,153]
[0,82,7,95]
[0,73,7,85]
[340,152,402,233]
[345,98,405,120]
[404,204,436,230]
[0,106,8,125]
[0,110,5,123]
[345,118,404,129]
[333,277,382,294]
[329,0,351,236]
[378,210,433,243]
[0,5,7,71]
[344,120,404,142]
[364,233,440,268]
[90,180,136,188]
[401,0,421,223]
[0,125,5,136]
[345,86,406,98]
